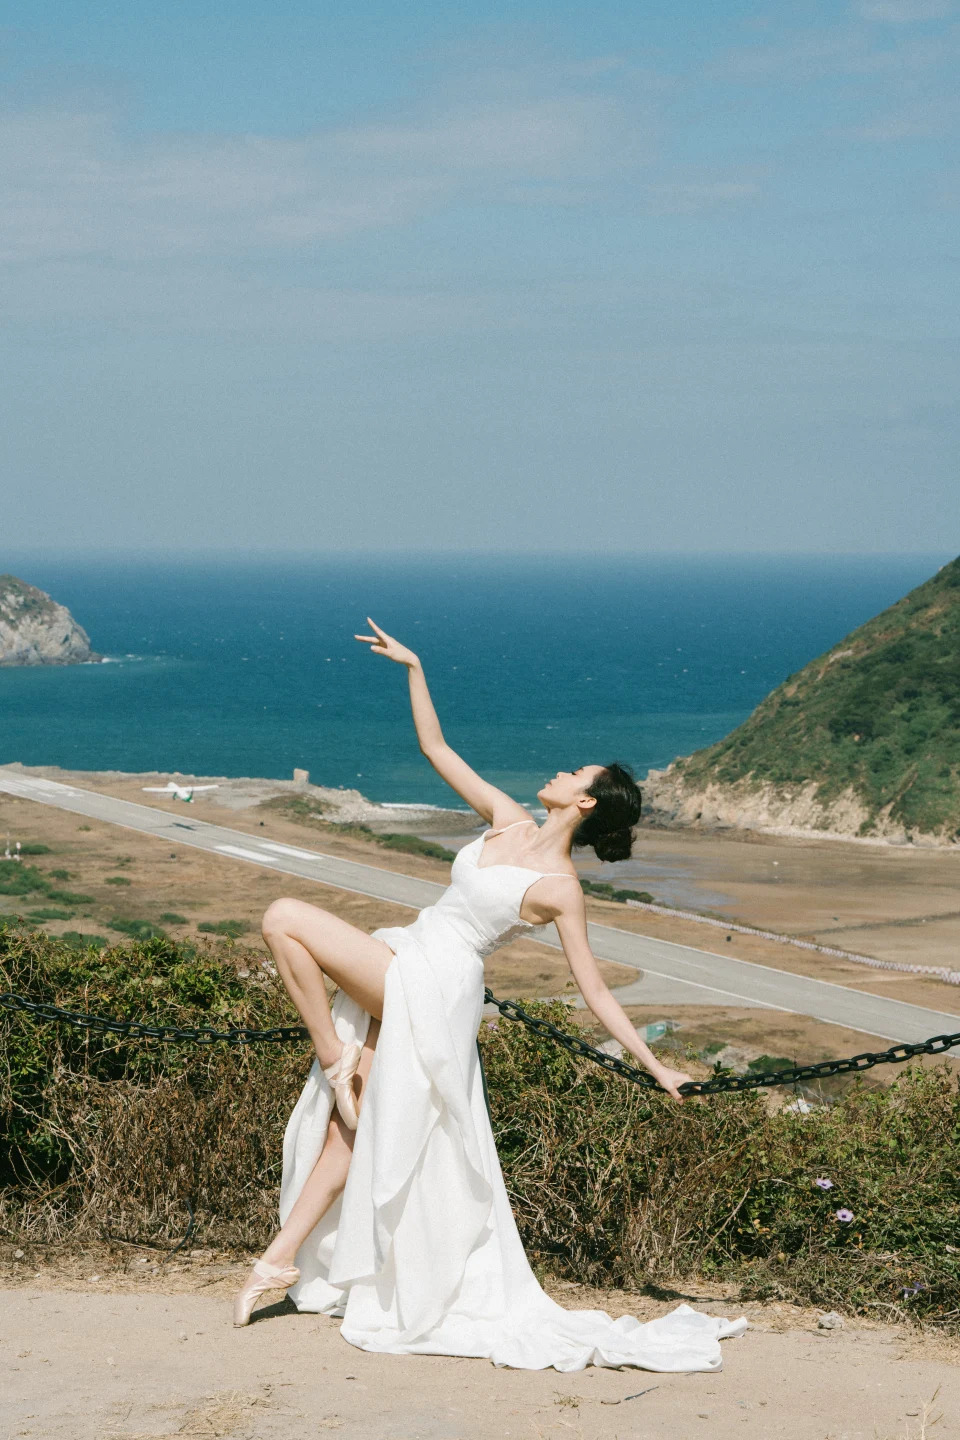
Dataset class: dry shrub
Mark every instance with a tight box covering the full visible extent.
[3,926,960,1323]
[480,1005,960,1322]
[0,924,308,1249]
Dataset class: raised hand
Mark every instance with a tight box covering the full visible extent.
[354,617,420,668]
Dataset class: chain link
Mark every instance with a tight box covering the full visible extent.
[3,988,958,1097]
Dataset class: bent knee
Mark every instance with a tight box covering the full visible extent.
[261,896,310,940]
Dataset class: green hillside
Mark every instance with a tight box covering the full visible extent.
[670,555,960,840]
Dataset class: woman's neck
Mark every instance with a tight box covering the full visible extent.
[536,806,581,856]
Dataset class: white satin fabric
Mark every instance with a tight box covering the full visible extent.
[279,830,747,1371]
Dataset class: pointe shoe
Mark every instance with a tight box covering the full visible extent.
[233,1258,300,1327]
[322,1040,363,1130]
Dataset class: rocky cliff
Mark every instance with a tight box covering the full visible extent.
[0,575,101,667]
[643,555,960,846]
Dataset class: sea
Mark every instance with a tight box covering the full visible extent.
[0,553,950,811]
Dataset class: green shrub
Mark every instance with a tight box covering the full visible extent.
[257,797,455,862]
[0,865,49,897]
[747,1055,795,1077]
[46,889,94,906]
[197,920,248,939]
[378,833,456,861]
[26,908,75,922]
[49,870,71,881]
[580,879,656,904]
[160,912,189,925]
[105,876,132,887]
[107,918,168,940]
[60,932,110,950]
[18,844,51,856]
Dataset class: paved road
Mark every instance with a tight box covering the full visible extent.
[2,768,958,1047]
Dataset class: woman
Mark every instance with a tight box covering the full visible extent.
[234,620,746,1371]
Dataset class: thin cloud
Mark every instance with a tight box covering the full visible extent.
[850,94,960,138]
[713,23,952,80]
[856,1,953,21]
[641,176,766,216]
[0,84,655,265]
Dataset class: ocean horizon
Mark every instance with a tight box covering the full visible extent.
[0,552,951,808]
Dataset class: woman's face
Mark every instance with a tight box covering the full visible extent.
[537,764,605,809]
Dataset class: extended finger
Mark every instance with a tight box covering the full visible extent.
[354,634,380,642]
[366,617,389,638]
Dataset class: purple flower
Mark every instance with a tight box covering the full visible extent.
[814,1178,834,1190]
[835,1208,854,1223]
[902,1283,925,1299]
[486,1020,499,1031]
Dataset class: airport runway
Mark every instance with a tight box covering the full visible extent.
[2,767,958,1047]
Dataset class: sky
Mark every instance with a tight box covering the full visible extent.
[2,1,958,555]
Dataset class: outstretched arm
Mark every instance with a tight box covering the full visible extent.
[355,618,530,827]
[536,883,692,1102]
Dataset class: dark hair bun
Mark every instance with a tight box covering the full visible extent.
[593,827,634,864]
[572,762,642,863]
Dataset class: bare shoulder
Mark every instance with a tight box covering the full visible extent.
[520,872,585,926]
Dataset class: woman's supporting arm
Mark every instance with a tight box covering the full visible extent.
[550,893,692,1102]
[355,618,531,827]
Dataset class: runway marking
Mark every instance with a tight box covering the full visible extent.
[261,841,330,860]
[214,844,281,864]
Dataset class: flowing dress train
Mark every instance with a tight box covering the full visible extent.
[278,823,747,1372]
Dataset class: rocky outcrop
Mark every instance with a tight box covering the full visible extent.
[0,575,100,666]
[640,767,930,846]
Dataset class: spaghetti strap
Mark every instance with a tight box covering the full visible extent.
[485,819,537,837]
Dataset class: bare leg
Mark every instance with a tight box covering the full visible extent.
[233,1018,380,1321]
[260,1019,380,1269]
[261,897,393,1069]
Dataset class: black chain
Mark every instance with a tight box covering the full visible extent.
[2,988,958,1097]
[480,990,960,1096]
[0,992,306,1046]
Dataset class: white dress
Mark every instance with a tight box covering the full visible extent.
[279,821,747,1372]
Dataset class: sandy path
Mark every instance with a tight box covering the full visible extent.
[3,1282,955,1440]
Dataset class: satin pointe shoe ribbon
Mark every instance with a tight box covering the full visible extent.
[322,1040,364,1130]
[232,1258,301,1327]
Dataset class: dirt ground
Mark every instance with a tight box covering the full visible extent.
[613,822,960,974]
[2,1252,956,1440]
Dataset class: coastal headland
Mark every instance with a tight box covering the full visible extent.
[0,575,100,666]
[644,554,960,848]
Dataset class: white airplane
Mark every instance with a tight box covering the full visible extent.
[142,781,219,803]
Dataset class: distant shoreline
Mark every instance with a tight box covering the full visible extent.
[0,762,479,835]
[5,760,956,852]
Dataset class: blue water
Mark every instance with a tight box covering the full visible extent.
[0,553,950,808]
